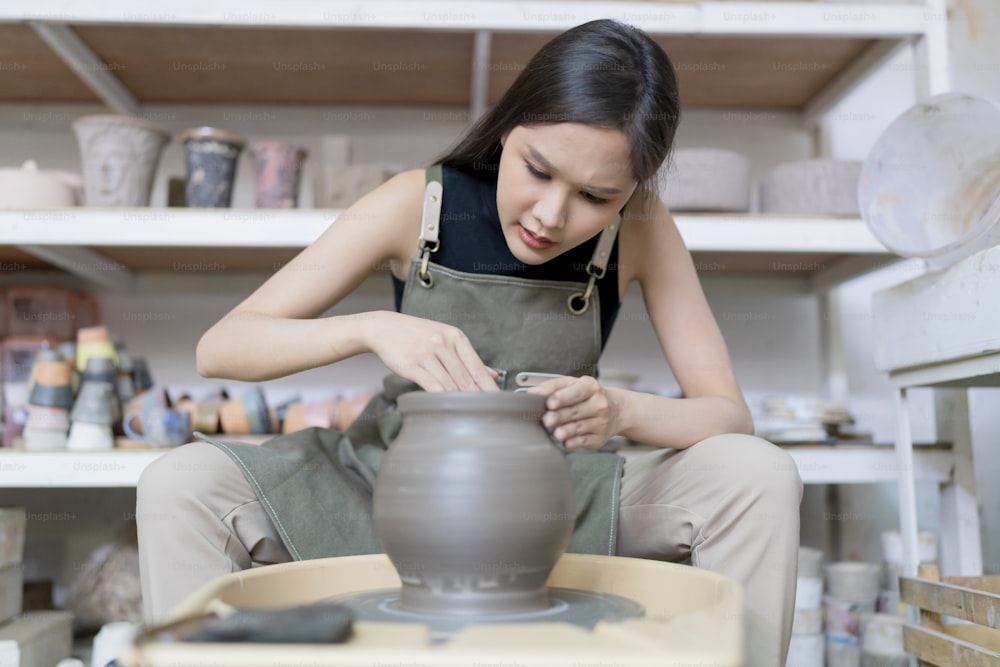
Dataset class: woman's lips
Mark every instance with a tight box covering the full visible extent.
[518,224,555,250]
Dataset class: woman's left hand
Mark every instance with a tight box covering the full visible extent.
[527,376,624,451]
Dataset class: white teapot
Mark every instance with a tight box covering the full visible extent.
[0,160,83,208]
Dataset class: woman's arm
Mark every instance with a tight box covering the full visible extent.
[614,198,754,448]
[196,169,498,391]
[531,199,753,450]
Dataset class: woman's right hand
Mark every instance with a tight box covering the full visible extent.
[364,311,500,392]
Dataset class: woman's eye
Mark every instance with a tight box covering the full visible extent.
[582,192,609,205]
[525,162,549,180]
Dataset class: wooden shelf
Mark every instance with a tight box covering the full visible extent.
[0,2,929,113]
[0,209,898,290]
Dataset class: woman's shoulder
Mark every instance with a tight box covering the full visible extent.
[618,194,682,283]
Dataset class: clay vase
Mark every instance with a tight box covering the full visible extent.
[248,141,308,208]
[179,127,246,207]
[373,392,575,615]
[71,114,169,207]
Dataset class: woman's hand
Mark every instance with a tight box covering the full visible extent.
[527,376,625,451]
[364,311,500,392]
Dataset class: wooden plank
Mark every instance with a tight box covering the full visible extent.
[489,32,871,110]
[945,577,1000,597]
[0,24,97,102]
[918,564,945,634]
[900,577,1000,629]
[904,623,1000,667]
[73,25,474,106]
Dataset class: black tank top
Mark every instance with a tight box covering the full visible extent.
[392,164,622,349]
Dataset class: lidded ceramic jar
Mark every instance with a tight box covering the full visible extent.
[373,391,574,615]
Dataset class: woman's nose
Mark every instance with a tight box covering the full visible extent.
[531,187,568,229]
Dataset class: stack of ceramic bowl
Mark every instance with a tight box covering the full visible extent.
[66,379,117,451]
[758,159,863,216]
[824,561,882,667]
[22,352,74,450]
[787,546,825,667]
[658,148,751,212]
[878,529,938,615]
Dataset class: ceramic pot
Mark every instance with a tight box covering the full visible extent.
[180,127,246,207]
[373,391,574,615]
[72,114,169,207]
[248,141,308,208]
[0,160,83,208]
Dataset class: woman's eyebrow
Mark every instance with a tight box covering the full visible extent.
[527,146,624,196]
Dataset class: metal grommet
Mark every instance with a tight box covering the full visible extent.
[567,292,590,315]
[418,271,434,288]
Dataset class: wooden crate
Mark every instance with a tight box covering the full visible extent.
[900,571,1000,666]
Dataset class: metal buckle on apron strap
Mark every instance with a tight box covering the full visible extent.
[513,371,563,392]
[567,216,618,315]
[417,173,443,288]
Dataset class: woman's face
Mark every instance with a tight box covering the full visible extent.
[497,123,637,265]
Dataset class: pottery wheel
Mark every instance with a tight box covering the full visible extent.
[326,587,645,642]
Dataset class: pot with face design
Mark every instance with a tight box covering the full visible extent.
[72,115,170,207]
[373,391,575,615]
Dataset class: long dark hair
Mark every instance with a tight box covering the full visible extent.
[436,19,680,211]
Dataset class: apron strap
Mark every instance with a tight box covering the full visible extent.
[417,165,444,287]
[568,214,621,315]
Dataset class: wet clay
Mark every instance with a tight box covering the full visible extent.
[372,391,574,615]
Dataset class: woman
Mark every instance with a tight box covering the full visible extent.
[137,18,801,666]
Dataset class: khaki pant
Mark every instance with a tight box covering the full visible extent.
[137,433,801,666]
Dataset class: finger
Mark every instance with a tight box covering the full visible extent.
[545,392,608,430]
[408,366,447,393]
[456,345,501,392]
[526,376,576,401]
[419,357,460,392]
[433,345,479,391]
[550,376,602,409]
[563,433,606,452]
[552,416,604,443]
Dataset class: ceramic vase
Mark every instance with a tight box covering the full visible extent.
[71,114,169,207]
[373,391,574,615]
[180,127,246,207]
[248,141,308,208]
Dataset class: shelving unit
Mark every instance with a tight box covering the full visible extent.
[0,0,957,583]
[0,1,943,122]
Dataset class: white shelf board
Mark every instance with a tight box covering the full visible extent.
[0,449,164,488]
[1,1,929,37]
[0,444,952,488]
[0,209,890,253]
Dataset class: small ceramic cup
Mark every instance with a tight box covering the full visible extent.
[130,357,153,392]
[27,360,74,409]
[123,406,191,448]
[175,398,220,434]
[242,387,273,434]
[25,405,70,431]
[180,126,246,207]
[124,386,170,416]
[76,326,119,373]
[218,398,249,434]
[22,425,69,451]
[70,381,117,425]
[282,399,339,434]
[66,420,114,451]
[248,140,308,208]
